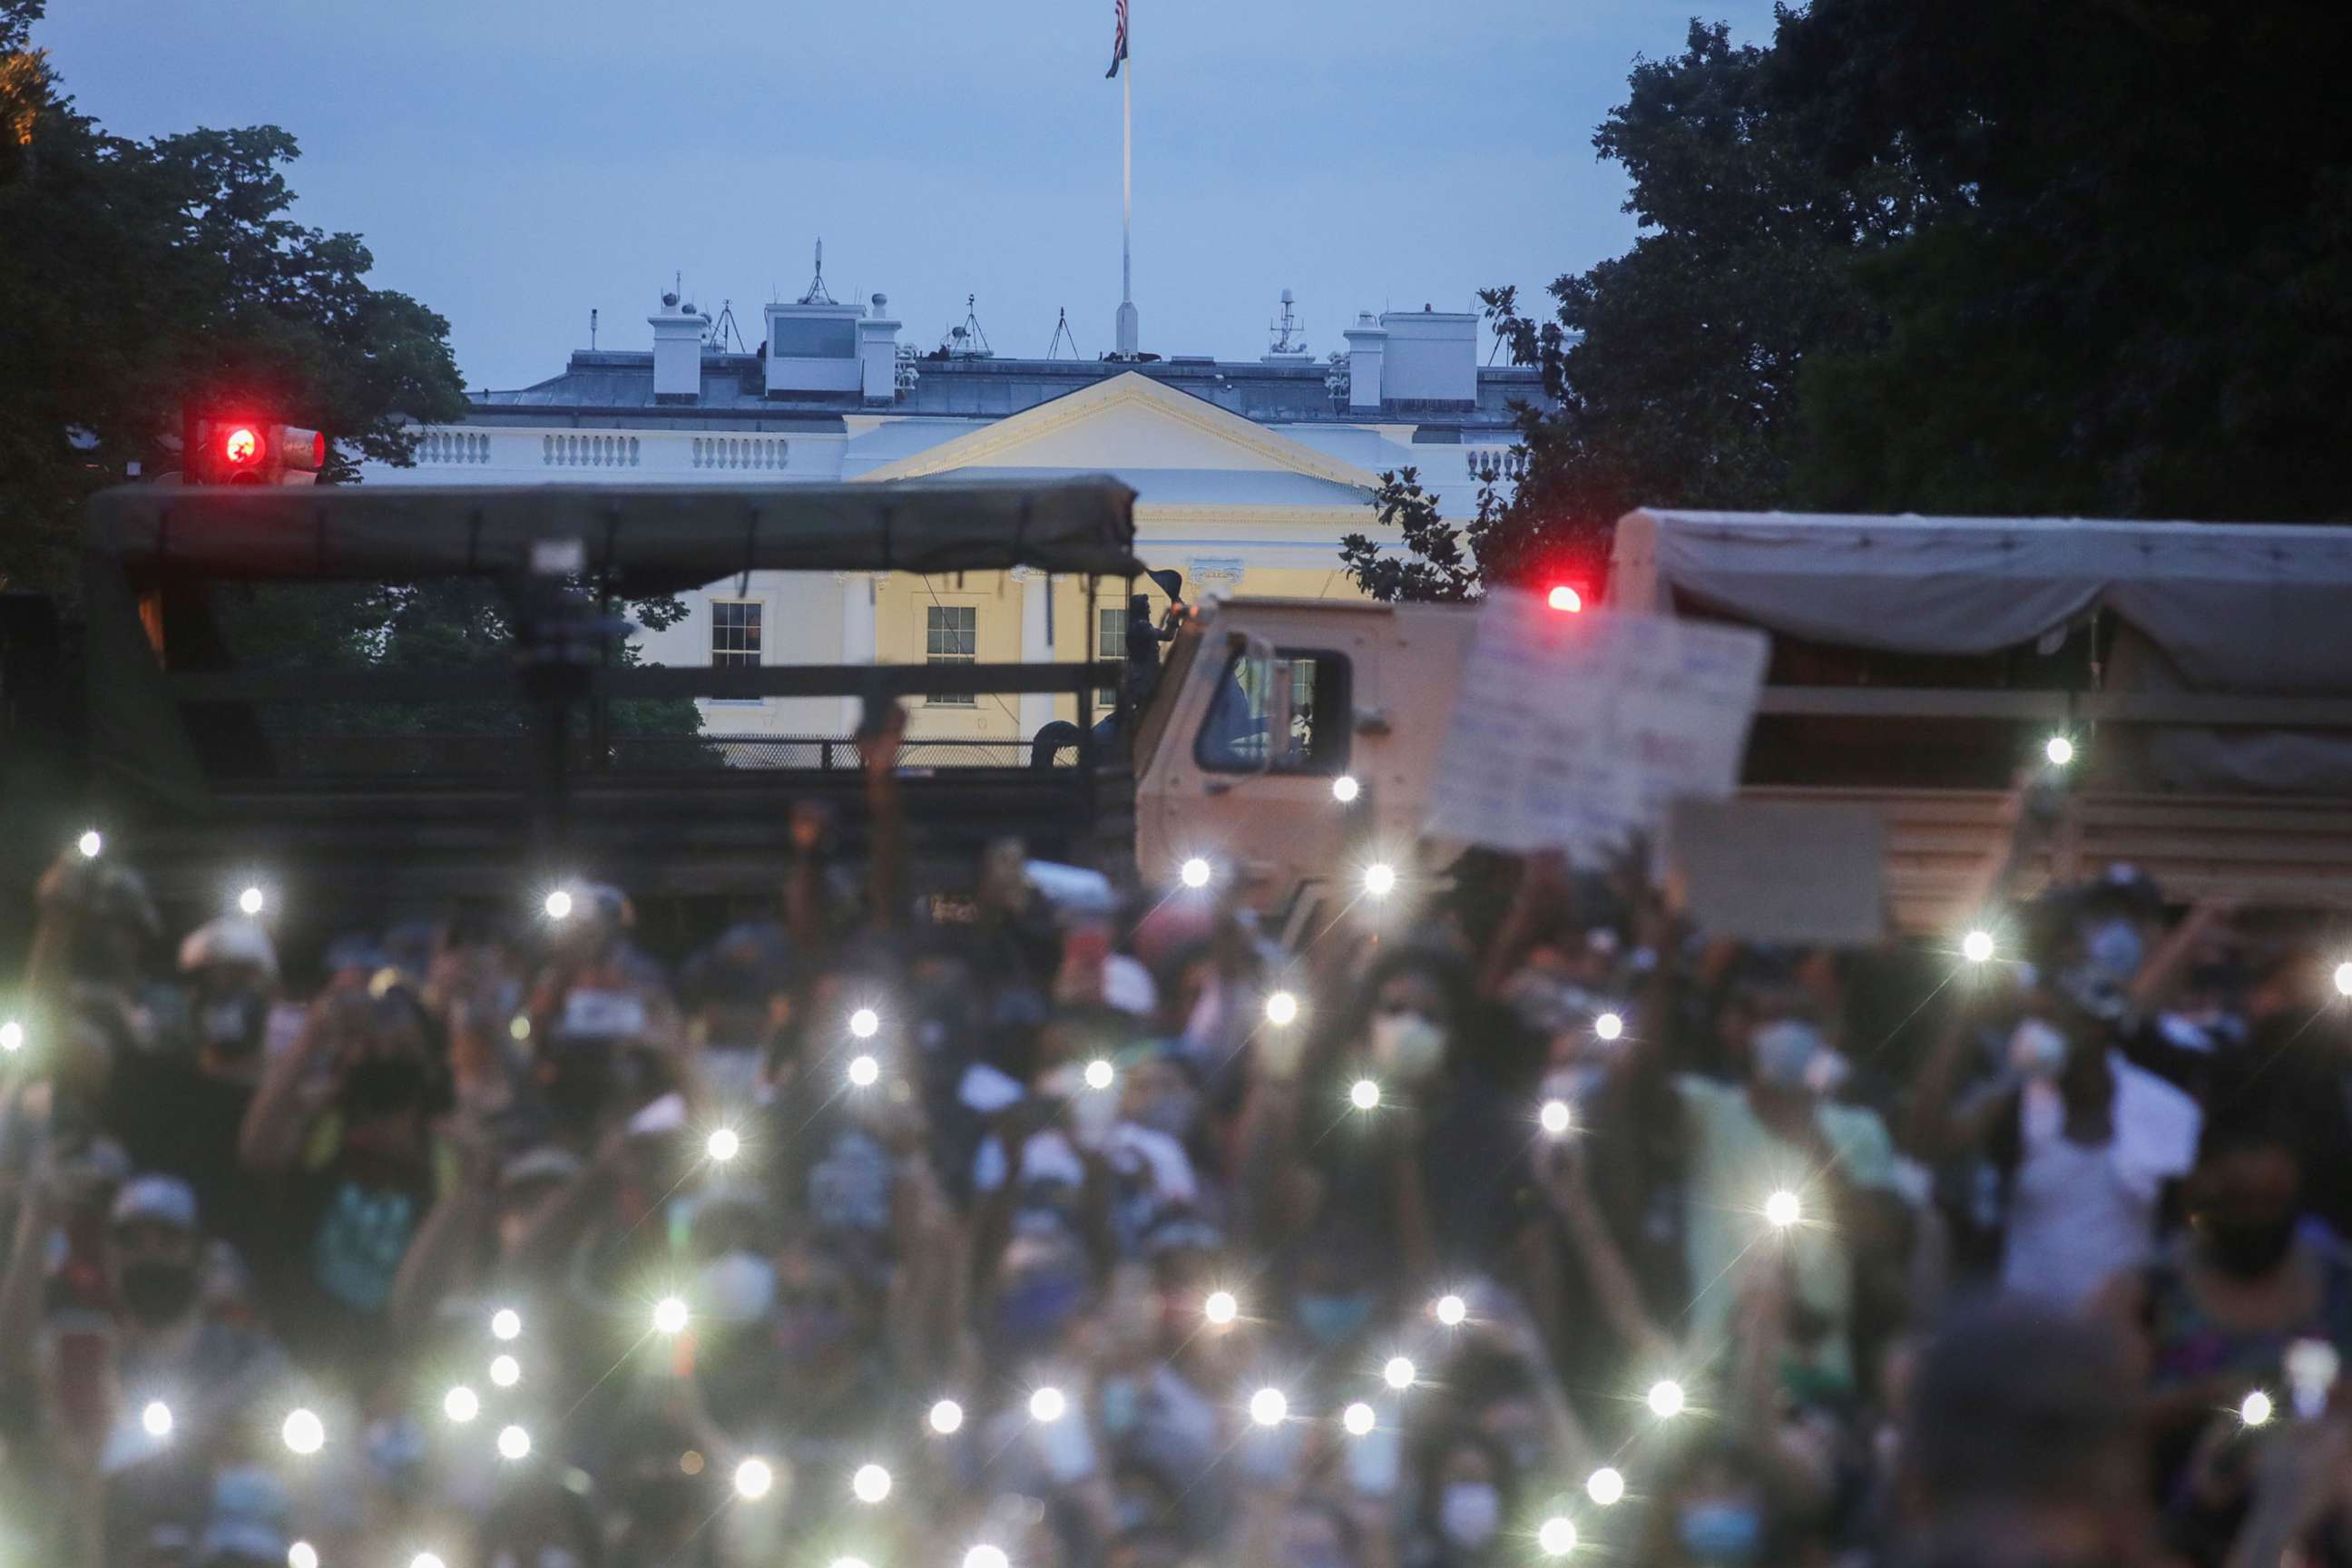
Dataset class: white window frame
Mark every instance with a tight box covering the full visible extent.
[923,603,979,706]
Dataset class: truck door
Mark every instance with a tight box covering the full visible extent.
[1152,632,1371,915]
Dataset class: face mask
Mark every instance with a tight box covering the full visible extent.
[1371,1012,1447,1083]
[1750,1022,1828,1091]
[1294,1290,1377,1349]
[118,1258,199,1325]
[1542,1065,1610,1108]
[2082,918,2145,985]
[1437,1482,1502,1550]
[2008,1017,2069,1078]
[1678,1501,1763,1563]
[199,991,267,1054]
[1100,1374,1142,1436]
[698,1250,777,1323]
[2201,1213,2298,1278]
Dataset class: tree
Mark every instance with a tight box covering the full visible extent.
[1350,20,1934,602]
[1338,467,1500,603]
[0,0,469,595]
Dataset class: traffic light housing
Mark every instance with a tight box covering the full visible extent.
[185,416,328,485]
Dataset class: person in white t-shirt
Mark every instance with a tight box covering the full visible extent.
[1914,972,2200,1310]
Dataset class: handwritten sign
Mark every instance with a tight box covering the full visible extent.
[1423,592,1768,860]
[1670,799,1886,946]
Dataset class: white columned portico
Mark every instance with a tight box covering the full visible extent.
[838,571,879,734]
[1015,568,1056,738]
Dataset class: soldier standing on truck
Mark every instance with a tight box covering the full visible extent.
[1123,569,1188,710]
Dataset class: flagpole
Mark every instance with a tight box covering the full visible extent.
[1121,52,1132,308]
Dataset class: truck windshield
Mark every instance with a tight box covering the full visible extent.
[1194,647,1349,774]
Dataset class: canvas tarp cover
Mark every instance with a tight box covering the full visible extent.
[85,475,1142,592]
[1611,510,2352,695]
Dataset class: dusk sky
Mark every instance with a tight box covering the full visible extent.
[34,1,1779,390]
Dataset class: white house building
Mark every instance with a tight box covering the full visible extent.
[364,279,1545,744]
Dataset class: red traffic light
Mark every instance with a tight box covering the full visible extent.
[1546,583,1585,613]
[221,426,262,466]
[187,416,328,485]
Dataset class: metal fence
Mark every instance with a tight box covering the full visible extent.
[268,731,1065,775]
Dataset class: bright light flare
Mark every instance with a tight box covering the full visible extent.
[442,1386,479,1424]
[1341,1402,1377,1436]
[237,886,266,916]
[142,1400,172,1438]
[734,1457,774,1500]
[1646,1379,1686,1418]
[543,889,573,921]
[409,1555,446,1568]
[281,1407,325,1455]
[0,1020,22,1054]
[847,1054,880,1088]
[2335,961,2352,999]
[1349,1078,1382,1111]
[490,1308,522,1341]
[705,1127,741,1163]
[1083,1059,1115,1092]
[2241,1389,2274,1427]
[652,1297,690,1336]
[1248,1387,1289,1426]
[1362,862,1397,898]
[1765,1190,1802,1229]
[77,829,103,858]
[1433,1294,1467,1328]
[2045,735,2075,767]
[1203,1290,1239,1326]
[1587,1466,1625,1506]
[289,1543,318,1568]
[1265,990,1299,1026]
[1028,1386,1067,1424]
[1538,1516,1579,1556]
[848,1006,880,1040]
[1547,584,1583,613]
[928,1398,965,1435]
[1962,929,1996,964]
[1539,1099,1573,1137]
[964,1548,1010,1568]
[1383,1356,1416,1390]
[1593,1011,1624,1042]
[1180,857,1213,889]
[489,1355,521,1388]
[1332,775,1360,804]
[851,1462,892,1503]
[496,1424,531,1461]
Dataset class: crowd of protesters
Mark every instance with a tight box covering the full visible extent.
[5,728,2352,1568]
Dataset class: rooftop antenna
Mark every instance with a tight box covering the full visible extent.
[589,308,598,350]
[706,299,748,354]
[1046,307,1081,360]
[942,294,994,358]
[799,240,835,306]
[1266,288,1309,358]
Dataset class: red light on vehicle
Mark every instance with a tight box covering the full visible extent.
[1546,583,1584,612]
[309,429,327,466]
[221,426,261,466]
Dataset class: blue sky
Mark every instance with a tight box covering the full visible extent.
[34,1,1779,389]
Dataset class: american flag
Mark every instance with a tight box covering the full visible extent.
[1105,0,1129,78]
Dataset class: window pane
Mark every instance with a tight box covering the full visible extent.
[710,600,762,667]
[1194,649,1349,774]
[925,604,976,705]
[1096,606,1128,704]
[771,318,856,358]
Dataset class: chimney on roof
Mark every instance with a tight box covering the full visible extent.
[858,293,901,405]
[1376,306,1477,405]
[650,289,708,405]
[1342,312,1388,411]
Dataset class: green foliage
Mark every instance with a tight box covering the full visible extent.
[1339,467,1501,603]
[1360,2,2352,601]
[0,0,468,595]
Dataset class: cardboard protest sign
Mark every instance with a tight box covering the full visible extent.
[1670,799,1886,946]
[1424,592,1768,859]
